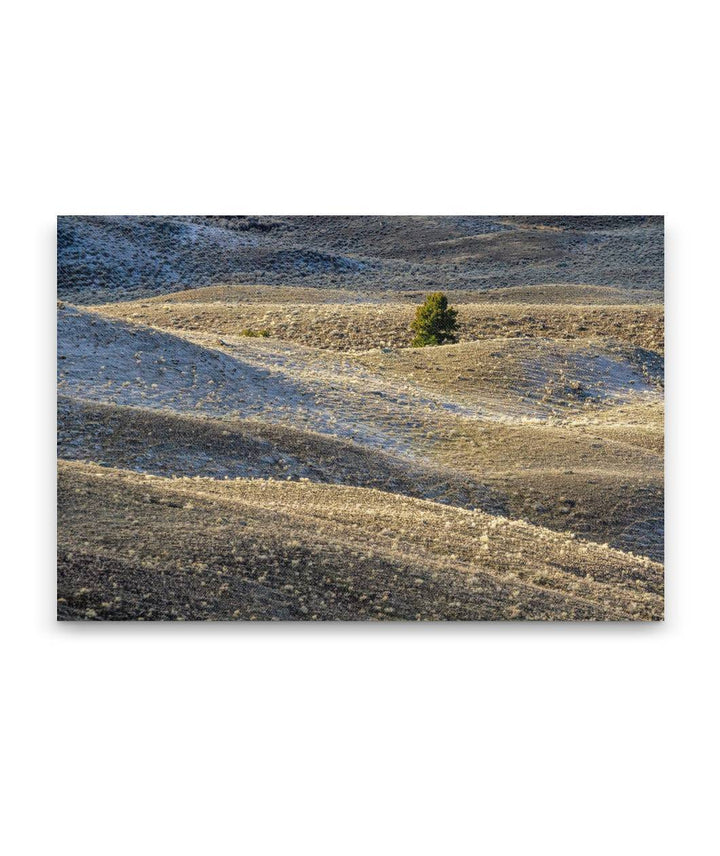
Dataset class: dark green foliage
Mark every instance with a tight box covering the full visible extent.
[410,292,458,347]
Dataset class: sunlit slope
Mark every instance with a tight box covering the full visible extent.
[113,283,661,305]
[91,295,663,352]
[58,461,663,621]
[356,337,662,416]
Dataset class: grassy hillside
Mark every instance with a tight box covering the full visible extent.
[57,216,664,620]
[58,461,662,621]
[91,289,664,352]
[58,216,663,304]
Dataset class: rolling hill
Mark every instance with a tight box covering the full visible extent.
[58,215,664,303]
[58,461,663,621]
[57,215,664,619]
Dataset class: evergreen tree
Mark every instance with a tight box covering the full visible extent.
[410,292,458,347]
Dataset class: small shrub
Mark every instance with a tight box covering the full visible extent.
[410,292,458,347]
[240,328,270,338]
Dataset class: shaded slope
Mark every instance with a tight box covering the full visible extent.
[58,215,664,304]
[57,397,505,514]
[57,304,463,454]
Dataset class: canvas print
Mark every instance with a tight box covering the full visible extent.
[57,216,664,620]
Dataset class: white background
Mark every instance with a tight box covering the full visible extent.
[2,1,718,854]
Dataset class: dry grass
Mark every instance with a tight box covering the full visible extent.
[356,337,663,413]
[134,283,661,306]
[58,216,664,303]
[58,460,663,621]
[58,396,505,514]
[92,296,664,353]
[59,296,664,568]
[57,217,664,621]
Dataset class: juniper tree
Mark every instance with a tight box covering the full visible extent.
[410,292,458,347]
